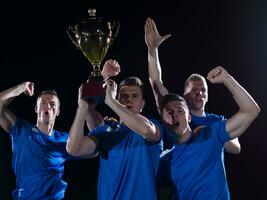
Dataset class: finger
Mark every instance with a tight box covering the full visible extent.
[147,18,153,32]
[145,18,149,31]
[162,34,171,41]
[150,18,158,33]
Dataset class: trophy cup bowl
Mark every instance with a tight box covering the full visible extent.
[67,8,119,102]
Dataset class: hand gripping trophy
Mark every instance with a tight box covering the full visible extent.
[67,8,119,102]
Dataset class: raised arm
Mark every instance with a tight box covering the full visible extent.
[224,138,241,154]
[66,86,98,157]
[104,79,161,142]
[207,66,260,139]
[85,59,121,130]
[0,82,34,132]
[144,18,171,113]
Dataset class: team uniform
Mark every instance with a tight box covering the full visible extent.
[90,119,163,200]
[9,118,72,200]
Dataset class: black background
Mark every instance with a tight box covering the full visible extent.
[0,0,266,199]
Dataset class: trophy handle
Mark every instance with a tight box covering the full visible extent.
[111,20,120,43]
[67,25,80,49]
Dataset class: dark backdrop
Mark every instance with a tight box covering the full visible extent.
[0,0,266,199]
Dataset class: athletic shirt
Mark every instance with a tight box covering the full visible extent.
[90,119,163,200]
[9,118,71,200]
[190,112,226,130]
[158,121,231,200]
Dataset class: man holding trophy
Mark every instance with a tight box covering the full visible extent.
[67,9,164,199]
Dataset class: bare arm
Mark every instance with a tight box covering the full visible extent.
[85,59,121,130]
[144,18,171,113]
[85,101,104,131]
[105,80,161,142]
[0,82,34,132]
[224,138,241,154]
[66,87,98,157]
[207,66,260,139]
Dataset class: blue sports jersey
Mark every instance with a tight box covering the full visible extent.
[90,119,163,200]
[190,112,226,130]
[158,121,231,200]
[9,118,72,200]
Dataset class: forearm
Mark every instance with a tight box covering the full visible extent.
[107,98,159,141]
[148,49,169,113]
[148,48,162,83]
[0,83,27,105]
[86,110,104,131]
[224,76,260,138]
[224,76,260,117]
[67,106,96,156]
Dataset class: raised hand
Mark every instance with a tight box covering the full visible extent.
[104,79,117,106]
[207,66,231,84]
[101,59,121,80]
[24,82,34,96]
[78,85,89,110]
[144,18,171,51]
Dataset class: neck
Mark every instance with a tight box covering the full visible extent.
[36,121,54,136]
[176,126,192,144]
[189,109,205,117]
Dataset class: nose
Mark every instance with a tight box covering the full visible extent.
[126,96,133,103]
[196,90,203,96]
[43,102,51,109]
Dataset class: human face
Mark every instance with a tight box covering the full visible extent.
[35,94,60,124]
[163,100,191,135]
[184,80,208,112]
[118,85,145,114]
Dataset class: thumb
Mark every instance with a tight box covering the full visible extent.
[162,34,171,41]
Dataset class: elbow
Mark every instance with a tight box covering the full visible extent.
[255,104,261,116]
[66,141,81,157]
[143,126,161,142]
[230,146,241,155]
[251,103,261,118]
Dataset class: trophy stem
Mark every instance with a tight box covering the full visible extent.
[91,62,102,76]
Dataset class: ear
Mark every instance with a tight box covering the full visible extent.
[188,113,192,123]
[140,100,145,112]
[56,108,60,116]
[35,105,38,113]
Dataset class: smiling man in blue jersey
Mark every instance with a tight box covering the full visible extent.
[0,82,73,200]
[67,76,163,200]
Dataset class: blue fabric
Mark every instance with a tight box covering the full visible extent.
[90,119,163,200]
[158,121,231,200]
[9,118,72,200]
[190,112,226,130]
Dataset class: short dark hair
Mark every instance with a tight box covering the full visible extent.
[118,77,145,99]
[37,90,60,107]
[160,93,188,114]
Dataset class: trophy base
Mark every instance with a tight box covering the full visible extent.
[81,75,105,102]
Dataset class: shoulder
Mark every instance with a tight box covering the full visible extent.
[53,130,69,140]
[205,112,226,121]
[10,118,32,131]
[148,118,163,128]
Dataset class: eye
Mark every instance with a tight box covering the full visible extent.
[120,94,128,100]
[191,88,198,93]
[132,94,140,98]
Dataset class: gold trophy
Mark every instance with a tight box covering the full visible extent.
[67,8,119,101]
